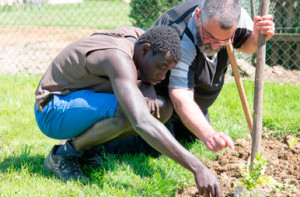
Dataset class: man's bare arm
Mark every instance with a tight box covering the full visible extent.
[169,88,234,152]
[100,50,221,196]
[104,50,200,167]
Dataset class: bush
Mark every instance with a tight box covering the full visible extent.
[129,0,184,30]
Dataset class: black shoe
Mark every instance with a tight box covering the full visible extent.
[44,145,86,181]
[78,146,104,169]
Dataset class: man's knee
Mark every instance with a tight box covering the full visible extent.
[113,105,132,131]
[157,95,173,123]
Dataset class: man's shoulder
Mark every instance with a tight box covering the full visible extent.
[237,8,253,30]
[103,26,145,39]
[153,0,201,37]
[171,0,202,13]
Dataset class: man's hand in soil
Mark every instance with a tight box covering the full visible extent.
[195,166,222,197]
[205,132,234,153]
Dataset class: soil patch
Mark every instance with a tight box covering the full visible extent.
[177,134,300,197]
[0,25,100,74]
[226,59,300,85]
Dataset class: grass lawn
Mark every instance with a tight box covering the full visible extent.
[0,0,132,29]
[0,74,299,196]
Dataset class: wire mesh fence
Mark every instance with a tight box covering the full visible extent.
[0,0,299,84]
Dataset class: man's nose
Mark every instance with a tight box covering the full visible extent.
[210,42,219,50]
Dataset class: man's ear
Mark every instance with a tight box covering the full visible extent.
[142,43,151,55]
[194,8,201,24]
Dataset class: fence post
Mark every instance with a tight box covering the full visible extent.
[282,1,295,68]
[269,1,281,66]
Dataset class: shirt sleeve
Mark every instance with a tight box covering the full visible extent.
[168,33,197,90]
[233,8,254,48]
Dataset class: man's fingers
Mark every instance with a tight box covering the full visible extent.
[254,14,273,22]
[198,187,204,196]
[203,189,209,197]
[215,184,222,197]
[146,99,160,119]
[198,185,220,197]
[213,135,226,147]
[206,132,234,152]
[209,185,215,197]
[219,133,234,150]
[154,99,160,118]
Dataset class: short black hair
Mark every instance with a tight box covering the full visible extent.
[136,26,182,63]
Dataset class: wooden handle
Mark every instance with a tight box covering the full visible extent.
[226,44,253,134]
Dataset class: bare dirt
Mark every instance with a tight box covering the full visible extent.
[0,26,100,74]
[177,134,300,197]
[0,25,300,85]
[1,26,299,196]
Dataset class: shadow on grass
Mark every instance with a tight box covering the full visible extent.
[97,139,196,175]
[0,143,161,181]
[0,140,196,195]
[0,145,49,177]
[81,140,196,195]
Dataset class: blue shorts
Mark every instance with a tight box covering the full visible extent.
[34,90,118,139]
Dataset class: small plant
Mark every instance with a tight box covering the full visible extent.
[235,153,297,196]
[237,153,267,190]
[287,136,297,149]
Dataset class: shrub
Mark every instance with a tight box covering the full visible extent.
[129,0,184,30]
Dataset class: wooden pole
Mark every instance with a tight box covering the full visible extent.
[251,0,270,164]
[226,44,253,134]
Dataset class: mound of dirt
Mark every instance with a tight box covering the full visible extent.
[226,59,300,85]
[177,134,300,197]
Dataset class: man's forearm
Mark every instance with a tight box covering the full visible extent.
[169,88,216,143]
[173,101,215,143]
[237,32,257,54]
[133,115,205,174]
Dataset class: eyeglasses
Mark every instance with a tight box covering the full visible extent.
[200,22,235,46]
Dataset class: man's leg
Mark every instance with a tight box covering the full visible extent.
[35,90,119,180]
[36,90,173,180]
[72,95,173,152]
[102,109,210,155]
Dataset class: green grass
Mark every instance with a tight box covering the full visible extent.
[210,81,300,137]
[0,75,299,196]
[0,0,131,29]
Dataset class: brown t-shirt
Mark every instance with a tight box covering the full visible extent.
[35,26,144,111]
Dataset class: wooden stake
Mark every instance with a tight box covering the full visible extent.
[251,0,270,164]
[226,44,253,134]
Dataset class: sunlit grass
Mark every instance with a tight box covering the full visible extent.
[210,81,300,137]
[0,1,131,29]
[0,75,298,196]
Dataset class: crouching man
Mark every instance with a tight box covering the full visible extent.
[34,26,222,196]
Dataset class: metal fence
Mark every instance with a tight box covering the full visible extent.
[0,0,299,84]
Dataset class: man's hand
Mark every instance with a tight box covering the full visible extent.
[205,132,234,152]
[253,14,275,41]
[194,166,222,197]
[139,82,160,118]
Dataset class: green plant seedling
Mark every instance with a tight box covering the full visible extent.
[236,153,297,194]
[236,153,267,190]
[287,136,297,149]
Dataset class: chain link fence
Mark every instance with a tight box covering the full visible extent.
[0,0,299,84]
